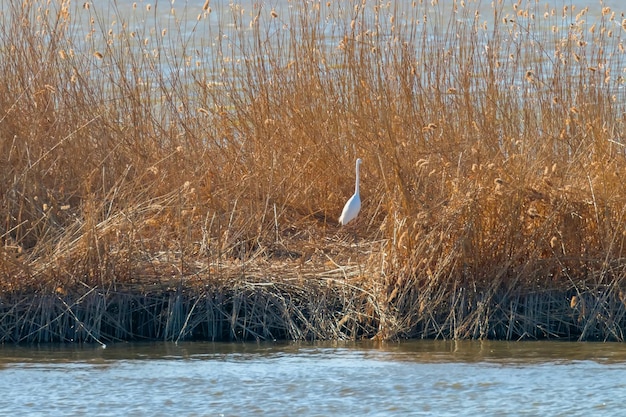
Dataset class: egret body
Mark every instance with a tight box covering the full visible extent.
[338,158,362,226]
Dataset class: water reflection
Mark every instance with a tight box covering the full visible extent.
[3,339,626,364]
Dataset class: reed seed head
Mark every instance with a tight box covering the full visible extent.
[550,236,558,248]
[527,207,540,218]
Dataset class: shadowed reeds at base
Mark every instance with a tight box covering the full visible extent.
[2,269,626,343]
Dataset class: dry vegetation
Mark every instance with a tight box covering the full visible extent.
[1,0,626,343]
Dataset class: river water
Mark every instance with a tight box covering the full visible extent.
[1,340,626,416]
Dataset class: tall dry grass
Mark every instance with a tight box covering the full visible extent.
[1,0,626,341]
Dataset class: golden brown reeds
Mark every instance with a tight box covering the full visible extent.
[1,0,626,342]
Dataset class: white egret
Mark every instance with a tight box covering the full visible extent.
[338,158,362,226]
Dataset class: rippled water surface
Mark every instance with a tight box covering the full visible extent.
[2,340,626,416]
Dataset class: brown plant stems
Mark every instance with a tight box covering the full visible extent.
[1,1,626,343]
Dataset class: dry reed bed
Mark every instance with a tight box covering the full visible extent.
[1,1,626,342]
